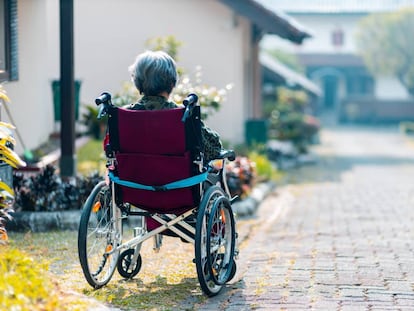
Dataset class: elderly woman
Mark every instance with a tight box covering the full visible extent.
[128,50,222,163]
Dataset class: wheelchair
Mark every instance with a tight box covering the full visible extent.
[77,92,238,296]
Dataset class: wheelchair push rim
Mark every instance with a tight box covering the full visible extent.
[195,185,236,296]
[78,181,121,288]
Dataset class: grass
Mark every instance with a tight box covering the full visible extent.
[1,237,101,311]
[3,137,269,309]
[7,230,208,310]
[6,214,257,310]
[76,138,106,175]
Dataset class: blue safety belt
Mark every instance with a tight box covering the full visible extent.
[108,171,208,191]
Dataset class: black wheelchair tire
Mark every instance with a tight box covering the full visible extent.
[205,196,236,286]
[78,181,120,288]
[195,185,236,296]
[117,248,142,279]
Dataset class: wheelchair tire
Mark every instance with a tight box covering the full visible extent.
[195,185,236,296]
[117,248,142,279]
[228,258,237,282]
[78,181,121,288]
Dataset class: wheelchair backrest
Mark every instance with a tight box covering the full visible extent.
[106,106,203,213]
[109,107,186,154]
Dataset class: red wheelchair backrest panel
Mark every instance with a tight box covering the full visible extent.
[116,107,186,154]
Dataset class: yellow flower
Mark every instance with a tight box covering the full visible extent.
[0,89,10,103]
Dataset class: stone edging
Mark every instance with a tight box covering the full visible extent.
[6,210,81,232]
[7,182,276,232]
[231,181,276,217]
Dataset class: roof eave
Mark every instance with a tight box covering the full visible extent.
[260,53,322,96]
[219,0,312,44]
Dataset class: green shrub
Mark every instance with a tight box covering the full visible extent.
[266,87,320,153]
[248,151,279,182]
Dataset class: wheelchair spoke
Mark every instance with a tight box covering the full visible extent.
[78,181,121,288]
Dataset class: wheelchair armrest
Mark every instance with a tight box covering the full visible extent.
[216,149,236,161]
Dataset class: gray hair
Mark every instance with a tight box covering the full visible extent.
[129,50,178,96]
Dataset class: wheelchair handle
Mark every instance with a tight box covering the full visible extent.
[95,92,113,119]
[183,93,198,107]
[95,92,112,105]
[182,93,198,122]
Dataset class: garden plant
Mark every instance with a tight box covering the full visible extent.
[0,85,26,242]
[265,87,320,153]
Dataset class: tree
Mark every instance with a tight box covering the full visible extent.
[355,8,414,96]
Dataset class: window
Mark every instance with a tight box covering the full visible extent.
[331,27,344,48]
[0,0,18,83]
[347,74,374,96]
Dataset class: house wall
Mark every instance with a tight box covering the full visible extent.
[2,0,55,154]
[262,13,364,54]
[4,0,254,155]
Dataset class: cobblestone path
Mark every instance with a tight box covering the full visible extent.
[197,125,414,310]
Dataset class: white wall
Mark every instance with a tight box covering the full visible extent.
[375,76,410,100]
[262,13,365,54]
[3,0,56,154]
[5,0,253,155]
[73,0,250,146]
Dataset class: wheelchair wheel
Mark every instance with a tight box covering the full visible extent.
[117,248,142,279]
[78,181,122,288]
[195,185,236,296]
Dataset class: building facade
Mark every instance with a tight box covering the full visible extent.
[260,0,414,122]
[1,0,309,156]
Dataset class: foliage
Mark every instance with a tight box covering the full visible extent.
[77,138,106,175]
[0,247,58,310]
[13,165,102,212]
[113,35,233,119]
[248,151,278,182]
[223,150,277,198]
[112,81,140,107]
[0,85,26,243]
[355,7,414,95]
[81,105,106,139]
[221,156,256,199]
[266,87,320,153]
[0,246,92,310]
[264,48,305,73]
[146,35,183,62]
[171,66,233,119]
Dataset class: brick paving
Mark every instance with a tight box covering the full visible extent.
[197,125,414,310]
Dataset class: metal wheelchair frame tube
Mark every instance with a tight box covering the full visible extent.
[109,208,196,254]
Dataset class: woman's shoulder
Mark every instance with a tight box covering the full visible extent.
[127,102,146,110]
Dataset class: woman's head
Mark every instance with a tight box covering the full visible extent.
[129,50,178,96]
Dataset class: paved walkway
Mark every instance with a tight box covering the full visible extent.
[198,124,414,310]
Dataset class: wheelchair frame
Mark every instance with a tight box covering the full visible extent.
[78,92,238,297]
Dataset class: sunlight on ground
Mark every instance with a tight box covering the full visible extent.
[8,230,207,310]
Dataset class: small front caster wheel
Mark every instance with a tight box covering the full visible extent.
[117,249,142,279]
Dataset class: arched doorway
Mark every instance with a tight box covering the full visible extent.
[310,67,345,112]
[323,75,338,109]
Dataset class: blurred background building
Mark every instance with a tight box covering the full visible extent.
[259,0,414,123]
